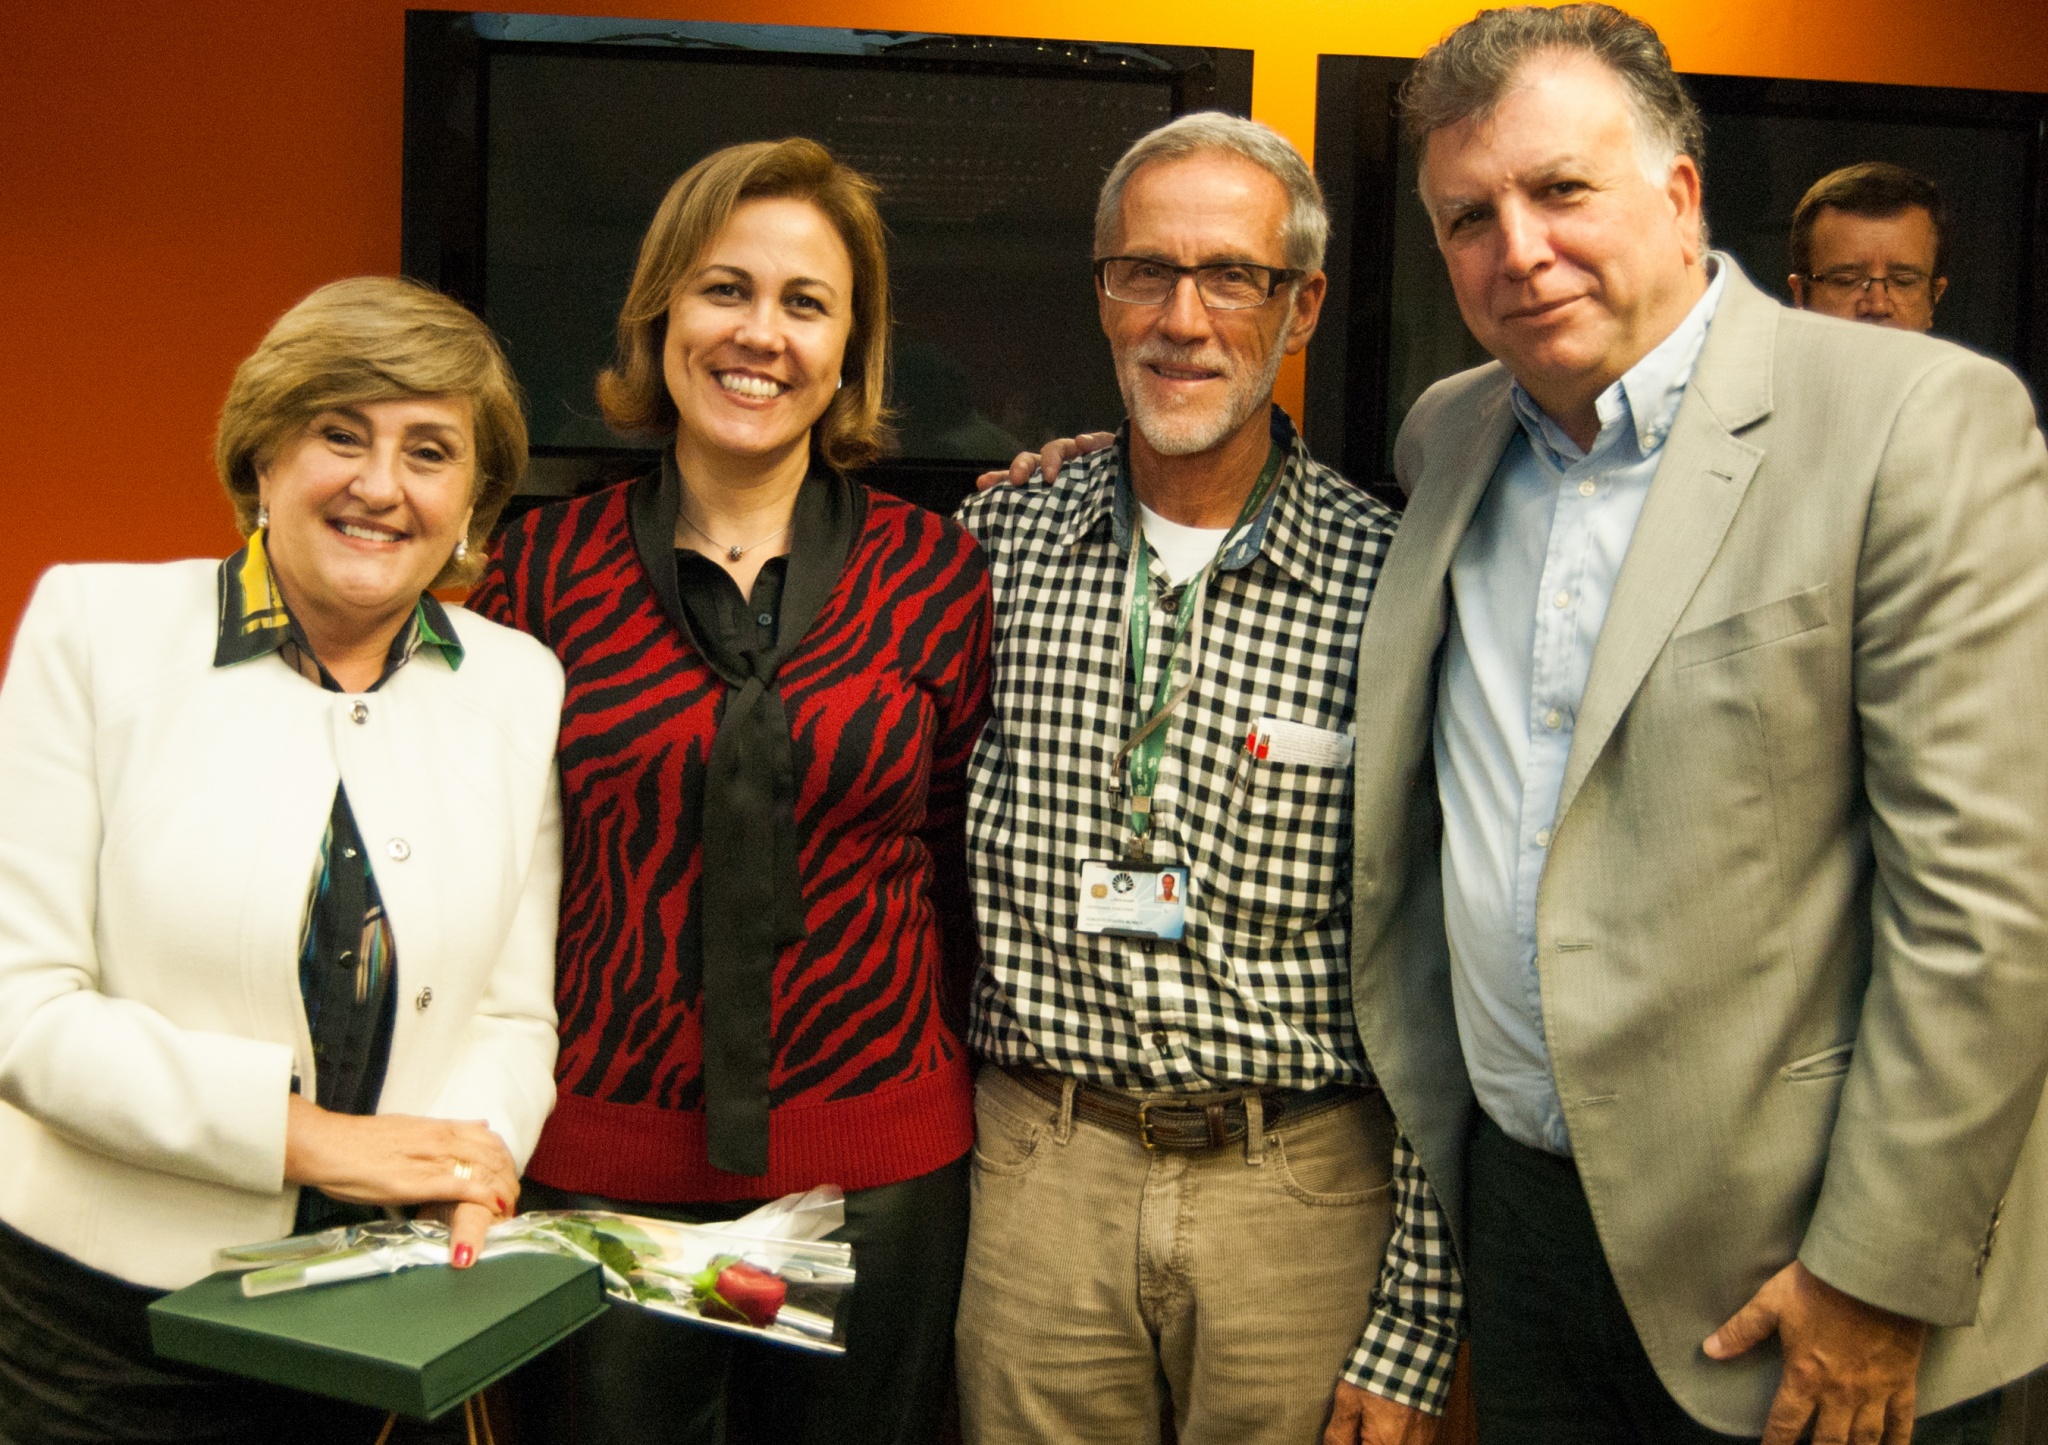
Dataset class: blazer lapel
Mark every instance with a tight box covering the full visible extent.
[1368,379,1516,674]
[1555,266,1778,824]
[1354,374,1516,823]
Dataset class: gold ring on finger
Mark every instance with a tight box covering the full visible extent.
[452,1159,474,1182]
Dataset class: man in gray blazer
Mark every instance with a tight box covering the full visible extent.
[1352,6,2048,1444]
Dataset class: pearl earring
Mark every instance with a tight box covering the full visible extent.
[836,375,844,392]
[256,504,269,529]
[454,538,469,563]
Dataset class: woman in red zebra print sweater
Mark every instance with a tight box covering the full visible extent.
[474,140,991,1445]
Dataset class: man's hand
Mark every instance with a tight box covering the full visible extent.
[1324,1381,1440,1445]
[1704,1260,1928,1445]
[973,432,1116,490]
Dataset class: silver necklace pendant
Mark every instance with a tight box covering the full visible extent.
[680,504,787,563]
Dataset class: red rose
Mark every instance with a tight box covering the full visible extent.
[701,1261,787,1328]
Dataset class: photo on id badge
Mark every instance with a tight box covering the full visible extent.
[1077,860,1190,941]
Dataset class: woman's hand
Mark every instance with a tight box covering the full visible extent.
[285,1095,519,1266]
[415,1200,508,1270]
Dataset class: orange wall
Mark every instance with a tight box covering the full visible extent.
[4,0,2047,640]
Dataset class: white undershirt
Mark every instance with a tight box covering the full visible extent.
[1138,504,1230,585]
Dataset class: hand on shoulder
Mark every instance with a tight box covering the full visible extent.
[973,432,1116,490]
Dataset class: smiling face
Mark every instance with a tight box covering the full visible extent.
[258,396,475,646]
[1790,205,1947,331]
[663,196,855,476]
[1098,150,1324,459]
[1419,50,1706,435]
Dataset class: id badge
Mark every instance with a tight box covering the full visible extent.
[1076,860,1189,940]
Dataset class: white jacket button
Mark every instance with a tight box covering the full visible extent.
[350,701,369,724]
[415,987,433,1011]
[386,838,410,861]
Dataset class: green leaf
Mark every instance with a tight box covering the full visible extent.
[689,1253,741,1297]
[590,1231,641,1282]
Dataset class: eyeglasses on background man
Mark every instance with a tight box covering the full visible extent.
[1787,161,1950,332]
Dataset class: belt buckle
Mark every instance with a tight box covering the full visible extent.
[1136,1099,1162,1151]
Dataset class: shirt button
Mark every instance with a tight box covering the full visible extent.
[350,702,369,724]
[1578,480,1597,497]
[1535,828,1553,847]
[756,613,773,627]
[386,838,411,861]
[1545,709,1563,730]
[1151,1030,1170,1048]
[1553,591,1571,609]
[415,987,433,1012]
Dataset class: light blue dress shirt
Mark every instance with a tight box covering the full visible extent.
[1436,262,1727,1156]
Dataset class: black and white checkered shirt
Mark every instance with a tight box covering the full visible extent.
[957,407,1465,1414]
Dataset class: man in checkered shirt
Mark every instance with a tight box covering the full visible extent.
[953,112,1463,1445]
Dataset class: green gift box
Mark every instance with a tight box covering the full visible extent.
[147,1253,606,1419]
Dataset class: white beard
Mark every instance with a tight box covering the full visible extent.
[1119,335,1287,457]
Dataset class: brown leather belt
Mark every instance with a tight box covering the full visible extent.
[1005,1065,1370,1152]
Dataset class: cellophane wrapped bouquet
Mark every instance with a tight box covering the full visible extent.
[212,1186,854,1353]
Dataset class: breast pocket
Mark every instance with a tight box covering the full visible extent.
[1213,755,1352,943]
[1672,584,1832,669]
[1669,581,1847,810]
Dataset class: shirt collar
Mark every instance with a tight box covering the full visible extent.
[1058,404,1324,592]
[1508,254,1729,469]
[214,528,464,688]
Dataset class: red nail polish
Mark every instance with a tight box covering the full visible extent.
[453,1243,474,1268]
[497,1198,508,1215]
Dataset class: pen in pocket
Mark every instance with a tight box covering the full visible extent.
[1230,722,1262,800]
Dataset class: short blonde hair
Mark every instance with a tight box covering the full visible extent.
[597,138,891,471]
[215,276,528,587]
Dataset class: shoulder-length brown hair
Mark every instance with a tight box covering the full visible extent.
[597,138,891,471]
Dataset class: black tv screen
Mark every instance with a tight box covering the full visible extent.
[404,13,1252,508]
[1307,56,2048,502]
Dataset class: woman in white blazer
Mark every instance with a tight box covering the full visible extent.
[0,278,564,1444]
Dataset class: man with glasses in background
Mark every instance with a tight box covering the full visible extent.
[953,113,1462,1445]
[1788,162,1949,331]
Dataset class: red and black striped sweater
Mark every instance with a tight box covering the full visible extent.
[472,476,991,1202]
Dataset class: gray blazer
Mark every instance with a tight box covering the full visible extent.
[1349,261,2048,1432]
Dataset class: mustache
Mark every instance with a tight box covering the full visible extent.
[1127,340,1236,376]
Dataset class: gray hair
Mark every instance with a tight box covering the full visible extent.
[1400,4,1705,187]
[1094,112,1329,273]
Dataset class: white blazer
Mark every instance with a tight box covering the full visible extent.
[0,561,564,1290]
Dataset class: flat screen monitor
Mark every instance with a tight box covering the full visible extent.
[1307,57,2048,502]
[403,12,1252,513]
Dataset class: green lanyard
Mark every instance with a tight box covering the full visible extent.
[1114,443,1286,856]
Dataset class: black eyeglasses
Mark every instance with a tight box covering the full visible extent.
[1804,269,1933,299]
[1094,256,1301,311]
